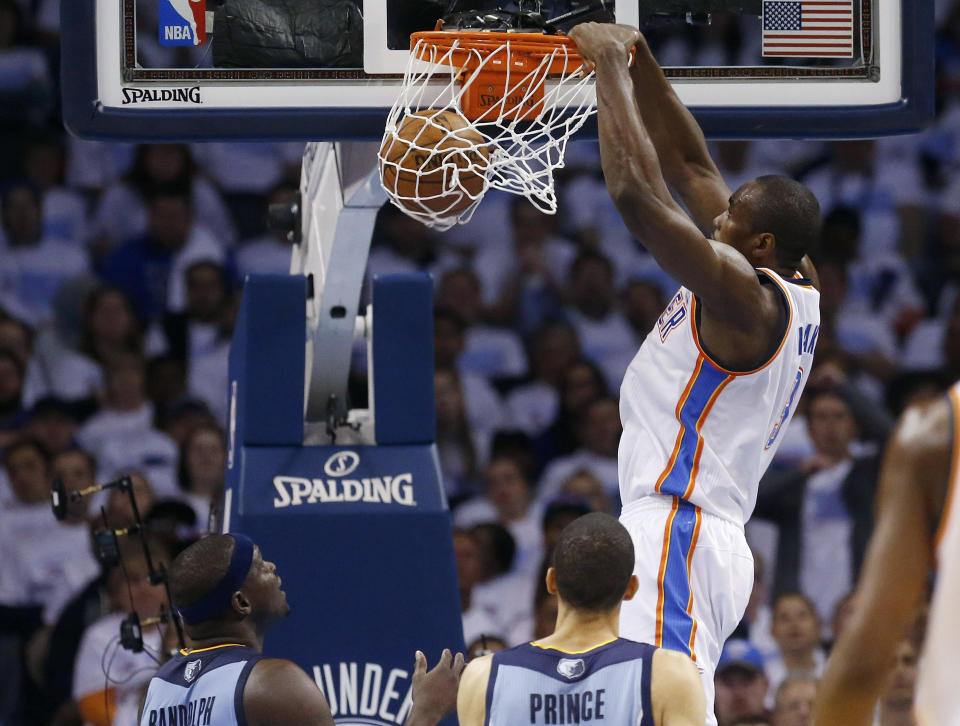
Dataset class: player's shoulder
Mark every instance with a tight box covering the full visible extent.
[245,658,318,699]
[244,658,332,726]
[651,648,699,683]
[460,652,494,691]
[649,649,705,725]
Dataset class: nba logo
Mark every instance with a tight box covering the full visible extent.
[158,0,206,46]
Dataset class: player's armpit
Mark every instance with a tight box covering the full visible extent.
[813,398,951,726]
[649,649,705,726]
[243,658,335,726]
[456,654,493,726]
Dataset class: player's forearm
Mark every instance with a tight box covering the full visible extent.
[814,628,894,726]
[594,51,676,229]
[629,40,723,209]
[594,56,718,286]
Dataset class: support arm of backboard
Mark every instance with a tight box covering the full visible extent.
[289,142,386,438]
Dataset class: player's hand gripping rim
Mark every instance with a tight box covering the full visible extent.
[568,22,641,75]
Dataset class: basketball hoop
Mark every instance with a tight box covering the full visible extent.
[378,26,596,230]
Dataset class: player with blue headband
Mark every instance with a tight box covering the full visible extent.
[139,533,463,726]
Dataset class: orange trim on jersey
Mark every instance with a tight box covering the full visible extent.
[934,387,960,554]
[684,507,703,661]
[689,269,795,377]
[654,497,680,646]
[655,359,704,494]
[682,375,735,499]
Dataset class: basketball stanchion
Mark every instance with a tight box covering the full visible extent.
[378,26,598,230]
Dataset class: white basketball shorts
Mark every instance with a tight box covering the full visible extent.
[619,493,754,726]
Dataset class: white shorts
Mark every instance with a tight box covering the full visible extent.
[619,494,754,726]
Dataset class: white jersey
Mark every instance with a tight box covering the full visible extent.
[619,269,820,525]
[915,384,960,726]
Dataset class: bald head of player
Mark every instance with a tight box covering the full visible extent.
[549,511,639,618]
[169,533,289,647]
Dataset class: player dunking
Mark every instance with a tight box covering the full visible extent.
[457,513,705,726]
[814,387,959,725]
[568,23,821,723]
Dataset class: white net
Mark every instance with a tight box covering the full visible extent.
[378,33,597,230]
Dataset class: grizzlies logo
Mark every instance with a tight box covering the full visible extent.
[556,658,585,679]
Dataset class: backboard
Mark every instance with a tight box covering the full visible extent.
[62,0,934,141]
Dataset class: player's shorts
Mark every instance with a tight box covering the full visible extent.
[619,493,754,726]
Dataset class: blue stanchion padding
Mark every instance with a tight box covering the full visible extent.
[227,444,463,726]
[229,275,305,447]
[372,274,436,446]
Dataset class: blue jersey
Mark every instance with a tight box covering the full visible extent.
[140,644,264,726]
[485,638,656,726]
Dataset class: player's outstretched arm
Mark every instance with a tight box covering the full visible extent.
[569,22,769,326]
[813,398,951,726]
[650,649,705,726]
[628,35,729,232]
[456,654,493,726]
[243,658,336,726]
[406,649,466,726]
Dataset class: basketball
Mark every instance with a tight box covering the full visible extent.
[379,109,490,219]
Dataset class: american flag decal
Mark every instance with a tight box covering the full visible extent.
[761,0,854,58]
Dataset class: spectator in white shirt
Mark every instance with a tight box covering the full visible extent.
[0,0,54,124]
[23,136,88,245]
[99,190,226,321]
[453,528,502,647]
[0,183,89,325]
[435,367,486,503]
[23,397,81,456]
[875,639,920,726]
[481,200,575,333]
[454,455,544,576]
[175,422,226,532]
[564,251,638,390]
[433,308,505,435]
[91,144,235,257]
[435,267,527,381]
[505,320,581,438]
[0,438,99,625]
[765,593,825,707]
[557,470,613,515]
[771,677,817,726]
[147,260,233,421]
[77,352,179,497]
[532,358,608,468]
[537,396,621,507]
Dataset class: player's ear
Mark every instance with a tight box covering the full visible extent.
[622,575,640,601]
[233,590,252,616]
[545,567,558,595]
[754,232,776,262]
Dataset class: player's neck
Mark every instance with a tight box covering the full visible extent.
[186,623,265,653]
[536,602,620,652]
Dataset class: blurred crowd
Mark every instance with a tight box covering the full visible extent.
[2,0,960,725]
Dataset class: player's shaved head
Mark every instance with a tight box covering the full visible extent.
[169,533,236,611]
[553,513,634,611]
[748,175,820,269]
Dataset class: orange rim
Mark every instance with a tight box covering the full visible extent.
[408,29,586,121]
[410,29,584,71]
